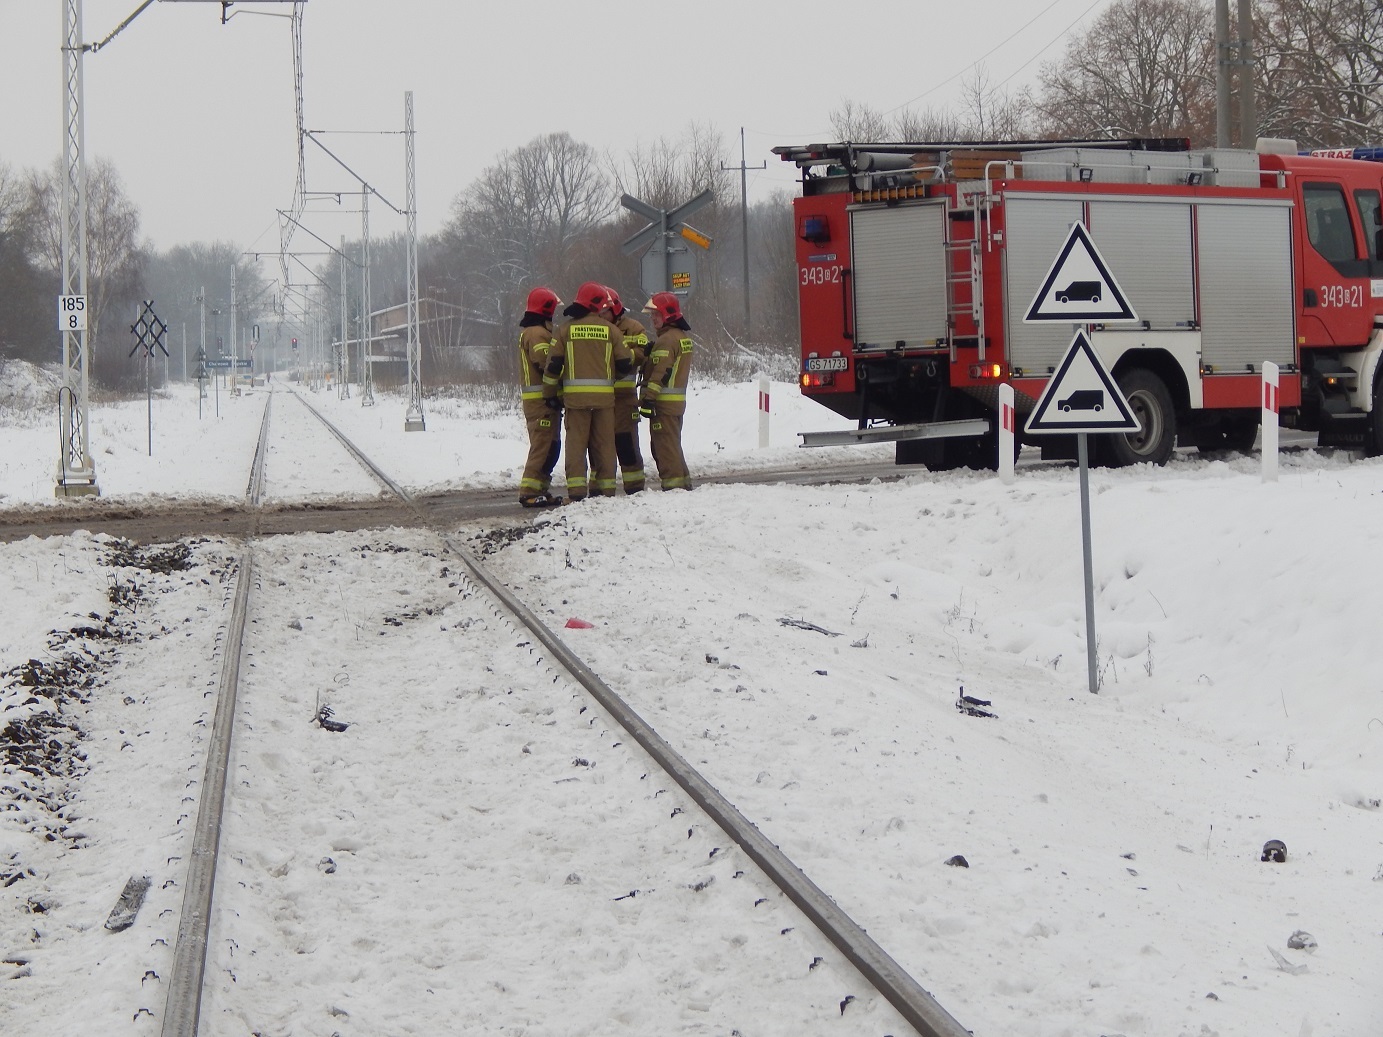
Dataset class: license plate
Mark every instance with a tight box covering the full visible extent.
[805,357,848,373]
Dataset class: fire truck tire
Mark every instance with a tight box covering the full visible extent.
[1368,373,1383,457]
[1103,368,1176,467]
[1189,413,1259,454]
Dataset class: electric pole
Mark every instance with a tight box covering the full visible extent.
[1215,0,1256,148]
[721,128,766,341]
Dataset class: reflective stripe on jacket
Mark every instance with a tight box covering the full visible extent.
[518,324,556,402]
[545,314,631,409]
[641,326,693,414]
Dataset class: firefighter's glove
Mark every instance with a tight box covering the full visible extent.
[544,396,563,412]
[638,400,655,419]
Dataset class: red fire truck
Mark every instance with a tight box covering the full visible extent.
[774,137,1383,468]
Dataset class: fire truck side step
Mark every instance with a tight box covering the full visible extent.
[799,418,991,448]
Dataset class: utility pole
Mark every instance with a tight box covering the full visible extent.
[721,128,766,341]
[1216,0,1256,148]
[230,265,239,395]
[1237,0,1257,148]
[1215,0,1231,148]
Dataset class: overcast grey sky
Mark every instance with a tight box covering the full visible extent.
[1,0,1114,252]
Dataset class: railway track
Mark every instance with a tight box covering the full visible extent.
[155,388,969,1036]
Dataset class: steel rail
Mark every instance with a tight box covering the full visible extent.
[159,548,254,1037]
[174,390,970,1037]
[245,389,274,507]
[442,541,971,1037]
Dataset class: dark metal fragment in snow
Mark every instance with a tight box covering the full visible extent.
[778,617,841,636]
[1287,930,1317,951]
[1261,839,1287,863]
[313,705,349,732]
[945,855,970,868]
[957,686,996,718]
[104,875,151,932]
[839,995,856,1015]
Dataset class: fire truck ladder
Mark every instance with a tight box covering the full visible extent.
[944,234,985,362]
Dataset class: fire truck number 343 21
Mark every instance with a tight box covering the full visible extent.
[1320,284,1364,308]
[801,264,843,286]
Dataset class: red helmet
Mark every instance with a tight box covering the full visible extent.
[604,287,624,316]
[575,281,610,312]
[642,291,682,322]
[525,287,560,319]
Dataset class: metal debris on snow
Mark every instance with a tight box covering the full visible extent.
[778,617,840,636]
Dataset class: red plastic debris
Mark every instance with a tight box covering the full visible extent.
[564,618,595,629]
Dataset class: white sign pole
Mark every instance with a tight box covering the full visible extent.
[757,375,770,448]
[1076,431,1099,694]
[1261,361,1279,483]
[998,383,1016,484]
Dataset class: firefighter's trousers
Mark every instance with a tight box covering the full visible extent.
[613,392,645,493]
[564,405,617,499]
[649,411,691,490]
[519,406,560,500]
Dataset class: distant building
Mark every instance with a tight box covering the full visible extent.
[369,296,501,380]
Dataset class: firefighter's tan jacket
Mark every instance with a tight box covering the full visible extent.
[544,313,631,410]
[612,313,650,402]
[641,324,693,416]
[518,322,557,419]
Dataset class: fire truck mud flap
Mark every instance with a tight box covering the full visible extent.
[798,418,991,448]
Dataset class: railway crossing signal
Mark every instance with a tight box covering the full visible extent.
[621,190,714,300]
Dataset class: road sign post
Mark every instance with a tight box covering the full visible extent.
[1262,361,1280,482]
[129,300,170,458]
[621,190,714,300]
[1022,222,1141,694]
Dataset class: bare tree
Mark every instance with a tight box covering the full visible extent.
[24,157,146,381]
[0,160,49,363]
[1257,0,1383,146]
[438,131,614,348]
[1034,0,1216,142]
[829,99,895,142]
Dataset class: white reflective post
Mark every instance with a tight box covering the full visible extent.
[998,383,1016,485]
[1262,361,1279,483]
[758,375,770,448]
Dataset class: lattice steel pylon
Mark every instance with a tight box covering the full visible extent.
[359,188,375,406]
[403,91,425,431]
[57,0,98,496]
[338,235,350,399]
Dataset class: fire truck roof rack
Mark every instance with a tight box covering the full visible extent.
[772,138,1192,170]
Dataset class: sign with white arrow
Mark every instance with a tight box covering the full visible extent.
[1024,221,1137,323]
[1025,330,1140,434]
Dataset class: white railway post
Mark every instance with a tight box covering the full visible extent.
[757,375,770,448]
[1262,361,1279,482]
[998,383,1016,484]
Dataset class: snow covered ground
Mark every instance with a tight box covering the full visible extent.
[2,367,1381,1035]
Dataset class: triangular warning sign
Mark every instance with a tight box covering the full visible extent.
[1024,330,1141,434]
[1024,221,1138,323]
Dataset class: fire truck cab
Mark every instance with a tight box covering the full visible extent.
[775,138,1383,468]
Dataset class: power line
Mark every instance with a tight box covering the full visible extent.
[882,0,1071,114]
[992,0,1107,91]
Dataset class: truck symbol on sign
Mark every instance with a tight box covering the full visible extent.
[1055,280,1102,304]
[1058,389,1105,412]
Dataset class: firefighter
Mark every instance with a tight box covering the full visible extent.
[602,287,651,493]
[542,281,633,500]
[517,286,564,508]
[638,291,694,490]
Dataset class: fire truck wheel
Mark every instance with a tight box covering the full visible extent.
[1189,413,1259,454]
[1368,374,1383,458]
[1104,368,1176,467]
